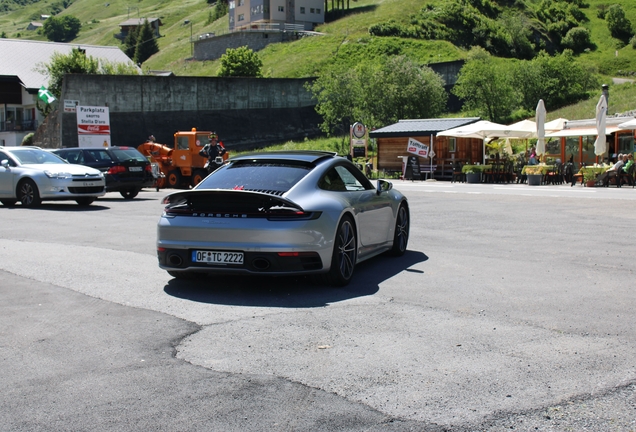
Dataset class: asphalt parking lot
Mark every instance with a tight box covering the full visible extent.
[1,181,636,431]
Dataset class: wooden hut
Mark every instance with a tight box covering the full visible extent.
[370,118,483,180]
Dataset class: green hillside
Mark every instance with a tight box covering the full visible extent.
[2,0,636,119]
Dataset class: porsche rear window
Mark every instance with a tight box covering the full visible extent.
[198,161,312,193]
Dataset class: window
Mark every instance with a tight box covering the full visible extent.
[238,0,244,5]
[238,13,244,21]
[229,1,235,8]
[310,8,315,13]
[198,161,311,193]
[448,137,456,153]
[177,136,190,150]
[278,5,284,11]
[319,166,372,192]
[300,7,305,13]
[316,8,321,13]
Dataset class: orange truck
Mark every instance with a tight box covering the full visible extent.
[138,128,228,189]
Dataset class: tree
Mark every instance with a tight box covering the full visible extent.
[41,48,99,99]
[307,63,360,135]
[42,15,81,42]
[218,46,263,77]
[122,26,139,59]
[37,48,139,115]
[606,4,634,44]
[308,56,447,135]
[368,56,447,126]
[561,27,592,53]
[452,47,518,123]
[133,19,159,65]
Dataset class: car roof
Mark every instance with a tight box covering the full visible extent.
[54,147,136,151]
[3,146,42,151]
[229,151,339,164]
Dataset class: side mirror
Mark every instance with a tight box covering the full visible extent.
[1,160,9,168]
[376,179,393,195]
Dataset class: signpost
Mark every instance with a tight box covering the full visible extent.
[350,122,367,158]
[76,106,111,147]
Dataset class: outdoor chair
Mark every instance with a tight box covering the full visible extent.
[546,163,564,185]
[619,163,636,188]
[564,162,574,184]
[451,161,465,183]
[571,163,586,186]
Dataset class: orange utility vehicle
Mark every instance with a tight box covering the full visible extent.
[138,128,228,189]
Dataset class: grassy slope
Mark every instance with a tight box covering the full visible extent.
[1,0,635,120]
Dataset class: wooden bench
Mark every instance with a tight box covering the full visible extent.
[418,164,437,180]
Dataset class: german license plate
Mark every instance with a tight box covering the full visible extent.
[192,250,244,265]
[129,166,142,172]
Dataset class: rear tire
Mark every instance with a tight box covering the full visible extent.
[191,169,207,187]
[323,216,357,287]
[120,188,140,199]
[166,170,182,188]
[18,179,41,207]
[75,197,95,206]
[388,203,409,256]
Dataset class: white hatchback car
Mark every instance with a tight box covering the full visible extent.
[0,146,105,207]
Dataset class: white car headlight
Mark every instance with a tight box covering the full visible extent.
[44,171,72,179]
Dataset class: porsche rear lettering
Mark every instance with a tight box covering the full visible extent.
[192,213,248,218]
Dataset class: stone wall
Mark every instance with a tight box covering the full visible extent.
[58,74,321,150]
[194,31,293,61]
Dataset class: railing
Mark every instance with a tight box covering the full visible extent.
[197,22,306,40]
[0,120,38,132]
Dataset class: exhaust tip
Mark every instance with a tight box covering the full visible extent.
[168,254,183,266]
[252,258,270,271]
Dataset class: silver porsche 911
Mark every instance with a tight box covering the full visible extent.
[157,151,409,286]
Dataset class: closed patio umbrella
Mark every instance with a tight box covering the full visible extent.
[594,94,608,156]
[535,99,546,156]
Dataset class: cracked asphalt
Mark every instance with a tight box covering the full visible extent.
[1,183,636,431]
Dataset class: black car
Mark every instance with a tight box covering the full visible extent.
[52,147,154,199]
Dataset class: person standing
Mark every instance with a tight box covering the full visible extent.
[199,132,227,174]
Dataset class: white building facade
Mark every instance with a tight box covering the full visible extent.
[229,0,324,31]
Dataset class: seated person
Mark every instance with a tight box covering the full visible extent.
[598,154,625,186]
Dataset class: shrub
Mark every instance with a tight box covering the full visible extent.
[21,133,34,146]
[561,27,591,53]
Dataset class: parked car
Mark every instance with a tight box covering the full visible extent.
[0,146,105,207]
[157,151,410,286]
[52,146,154,199]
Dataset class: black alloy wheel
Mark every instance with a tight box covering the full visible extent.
[18,179,41,207]
[324,216,357,286]
[388,203,409,256]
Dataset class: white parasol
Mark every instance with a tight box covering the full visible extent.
[437,120,535,162]
[544,118,568,131]
[535,99,546,156]
[594,95,607,156]
[617,118,636,130]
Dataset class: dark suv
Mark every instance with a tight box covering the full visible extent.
[52,147,154,199]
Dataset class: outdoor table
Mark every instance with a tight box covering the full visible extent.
[578,166,609,176]
[572,166,609,186]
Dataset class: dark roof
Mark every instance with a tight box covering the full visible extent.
[369,118,481,138]
[119,18,163,27]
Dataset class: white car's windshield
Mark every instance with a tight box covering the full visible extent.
[12,149,67,165]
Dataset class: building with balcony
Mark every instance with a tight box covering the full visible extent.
[229,0,324,31]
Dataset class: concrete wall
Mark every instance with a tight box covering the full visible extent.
[58,74,322,150]
[194,31,298,61]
